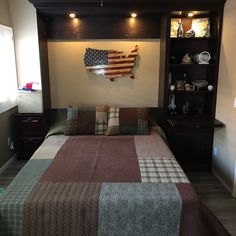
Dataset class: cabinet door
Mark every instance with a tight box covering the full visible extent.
[168,128,213,171]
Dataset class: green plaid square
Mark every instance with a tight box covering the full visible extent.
[64,120,79,135]
[95,120,108,135]
[67,107,78,120]
[0,180,37,236]
[138,119,150,135]
[0,188,5,195]
[108,107,119,119]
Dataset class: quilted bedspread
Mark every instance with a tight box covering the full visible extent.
[0,131,229,236]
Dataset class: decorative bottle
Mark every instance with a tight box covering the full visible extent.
[177,19,184,38]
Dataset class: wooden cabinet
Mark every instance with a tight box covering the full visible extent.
[159,10,225,171]
[14,113,48,160]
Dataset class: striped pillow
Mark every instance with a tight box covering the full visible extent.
[106,107,149,136]
[64,106,108,135]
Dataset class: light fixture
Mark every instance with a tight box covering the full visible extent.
[69,13,76,18]
[131,13,137,18]
[234,98,236,108]
[188,12,194,17]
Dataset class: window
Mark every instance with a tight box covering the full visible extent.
[0,24,18,113]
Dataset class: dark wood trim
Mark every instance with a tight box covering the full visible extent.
[28,0,226,17]
[37,12,51,111]
[46,15,161,40]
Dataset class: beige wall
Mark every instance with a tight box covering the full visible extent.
[213,0,236,197]
[0,0,17,168]
[48,40,160,108]
[8,0,42,89]
[0,0,11,26]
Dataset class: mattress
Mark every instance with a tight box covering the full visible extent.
[0,129,229,236]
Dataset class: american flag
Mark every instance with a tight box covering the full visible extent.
[84,45,138,81]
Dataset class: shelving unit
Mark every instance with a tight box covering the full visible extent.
[159,10,225,171]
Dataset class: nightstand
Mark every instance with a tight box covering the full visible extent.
[14,113,49,160]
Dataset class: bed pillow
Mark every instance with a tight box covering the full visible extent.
[64,106,108,135]
[95,105,108,135]
[106,107,149,135]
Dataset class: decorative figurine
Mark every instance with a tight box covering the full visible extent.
[182,53,192,64]
[185,29,196,38]
[182,101,190,115]
[168,94,177,115]
[177,19,184,38]
[176,80,185,91]
[185,83,191,91]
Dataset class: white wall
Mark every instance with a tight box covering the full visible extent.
[213,0,236,197]
[8,0,41,89]
[48,40,160,108]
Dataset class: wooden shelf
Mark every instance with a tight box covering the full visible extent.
[167,117,225,128]
[170,37,217,41]
[169,63,216,68]
[168,90,214,95]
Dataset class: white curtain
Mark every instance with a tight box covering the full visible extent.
[0,24,18,113]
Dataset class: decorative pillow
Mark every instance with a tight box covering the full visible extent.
[95,105,108,135]
[64,106,108,135]
[106,107,149,135]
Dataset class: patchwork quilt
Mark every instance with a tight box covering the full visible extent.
[0,131,229,236]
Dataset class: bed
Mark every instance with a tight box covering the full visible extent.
[0,121,229,236]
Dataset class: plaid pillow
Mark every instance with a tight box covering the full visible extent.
[95,105,108,135]
[67,107,78,120]
[64,106,108,135]
[106,107,149,136]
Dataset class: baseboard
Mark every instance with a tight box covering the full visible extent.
[0,153,17,175]
[212,168,234,198]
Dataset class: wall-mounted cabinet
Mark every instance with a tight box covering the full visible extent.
[159,10,225,171]
[28,0,226,171]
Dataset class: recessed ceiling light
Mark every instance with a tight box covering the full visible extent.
[69,13,76,18]
[131,13,137,18]
[188,12,194,17]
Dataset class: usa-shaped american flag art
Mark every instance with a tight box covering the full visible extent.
[84,45,138,81]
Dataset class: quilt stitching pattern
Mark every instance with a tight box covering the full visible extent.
[0,181,37,236]
[138,158,189,183]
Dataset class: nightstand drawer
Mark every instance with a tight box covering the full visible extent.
[14,113,48,137]
[17,116,43,136]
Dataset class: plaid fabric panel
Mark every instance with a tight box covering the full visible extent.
[95,105,108,135]
[108,107,119,119]
[137,119,149,135]
[106,107,119,135]
[0,180,37,236]
[138,158,189,183]
[95,120,108,135]
[67,107,78,120]
[64,119,78,135]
